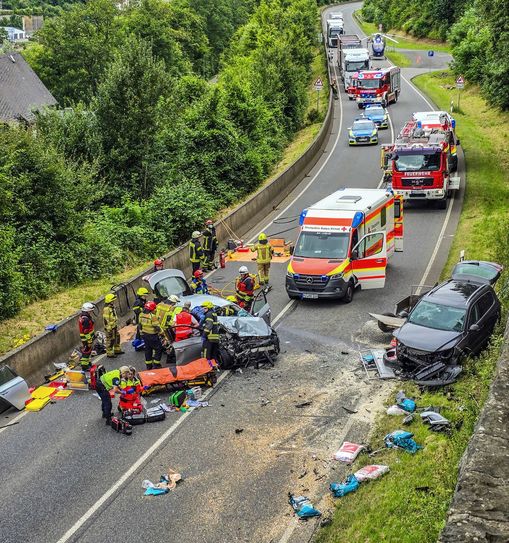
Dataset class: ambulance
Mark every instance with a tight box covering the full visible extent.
[285,188,404,301]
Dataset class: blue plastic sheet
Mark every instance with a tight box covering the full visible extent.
[330,475,360,497]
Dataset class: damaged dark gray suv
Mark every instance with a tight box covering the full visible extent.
[394,260,502,383]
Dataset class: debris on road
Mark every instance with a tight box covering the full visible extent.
[330,475,359,497]
[235,428,244,434]
[288,493,321,519]
[143,469,183,496]
[420,411,452,433]
[333,442,365,463]
[354,464,389,482]
[295,401,312,408]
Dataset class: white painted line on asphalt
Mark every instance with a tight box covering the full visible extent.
[401,73,435,110]
[272,299,296,327]
[55,369,230,543]
[247,60,344,244]
[415,195,455,295]
[0,409,28,435]
[278,518,299,543]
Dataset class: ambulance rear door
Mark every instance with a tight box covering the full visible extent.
[350,231,387,289]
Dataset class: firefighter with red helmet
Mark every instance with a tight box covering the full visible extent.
[202,220,218,270]
[139,301,163,369]
[190,269,210,295]
[235,266,255,311]
[78,303,95,371]
[153,258,164,272]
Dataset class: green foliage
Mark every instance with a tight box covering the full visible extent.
[0,227,24,318]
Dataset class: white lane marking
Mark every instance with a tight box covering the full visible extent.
[55,290,304,543]
[56,369,230,543]
[401,73,435,110]
[415,195,455,295]
[247,60,344,244]
[278,518,299,543]
[0,410,28,435]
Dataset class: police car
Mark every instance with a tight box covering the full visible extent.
[348,117,379,145]
[364,104,389,129]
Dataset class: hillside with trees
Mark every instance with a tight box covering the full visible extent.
[0,0,318,321]
[361,0,509,109]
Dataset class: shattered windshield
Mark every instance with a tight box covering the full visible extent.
[294,231,349,259]
[395,153,441,172]
[409,300,466,332]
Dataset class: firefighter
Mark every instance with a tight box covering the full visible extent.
[156,294,179,344]
[251,232,274,285]
[202,220,218,270]
[173,301,199,341]
[133,287,149,340]
[139,301,163,370]
[103,293,124,358]
[235,266,255,311]
[224,296,237,316]
[189,231,204,273]
[201,301,220,364]
[96,365,130,424]
[190,269,210,294]
[78,302,95,371]
[153,258,164,272]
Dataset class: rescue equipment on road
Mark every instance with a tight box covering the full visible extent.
[286,188,404,301]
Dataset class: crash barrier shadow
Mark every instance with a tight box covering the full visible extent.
[0,70,334,386]
[440,317,509,543]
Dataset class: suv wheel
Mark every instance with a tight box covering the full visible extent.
[343,282,354,304]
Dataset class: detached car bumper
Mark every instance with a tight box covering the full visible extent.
[285,275,350,299]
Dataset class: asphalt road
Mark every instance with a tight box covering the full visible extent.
[0,4,464,543]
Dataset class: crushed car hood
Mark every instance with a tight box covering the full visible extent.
[394,322,462,352]
[219,316,272,337]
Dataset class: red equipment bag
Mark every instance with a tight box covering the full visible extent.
[89,364,105,390]
[110,416,133,435]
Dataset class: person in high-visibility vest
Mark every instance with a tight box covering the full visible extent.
[235,266,255,311]
[139,301,163,369]
[103,293,124,358]
[156,294,180,344]
[251,233,274,285]
[133,287,149,340]
[118,366,143,412]
[96,365,130,424]
[190,269,209,294]
[78,302,95,371]
[201,301,220,364]
[189,231,205,273]
[202,220,218,270]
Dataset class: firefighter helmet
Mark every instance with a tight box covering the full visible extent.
[154,258,163,267]
[258,233,267,241]
[144,301,157,312]
[239,266,249,274]
[137,287,149,296]
[105,294,116,304]
[169,295,180,304]
[192,231,201,239]
[81,302,94,312]
[194,269,204,278]
[226,296,237,302]
[201,301,214,309]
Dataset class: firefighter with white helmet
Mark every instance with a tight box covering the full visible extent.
[78,302,95,371]
[189,231,205,273]
[235,266,255,311]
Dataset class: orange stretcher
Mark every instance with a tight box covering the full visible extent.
[139,358,217,394]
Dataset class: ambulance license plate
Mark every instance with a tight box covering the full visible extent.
[302,293,319,299]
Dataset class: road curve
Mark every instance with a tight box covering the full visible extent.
[0,4,464,543]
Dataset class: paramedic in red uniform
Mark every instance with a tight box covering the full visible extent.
[235,266,255,311]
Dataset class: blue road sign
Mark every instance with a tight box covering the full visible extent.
[427,50,434,57]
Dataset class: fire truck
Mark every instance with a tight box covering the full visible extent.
[381,111,460,209]
[285,188,404,302]
[352,67,401,108]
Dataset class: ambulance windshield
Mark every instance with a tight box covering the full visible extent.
[395,152,441,172]
[294,231,350,259]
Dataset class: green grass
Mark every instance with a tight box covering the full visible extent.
[0,47,330,357]
[385,50,411,68]
[353,10,451,52]
[315,71,509,542]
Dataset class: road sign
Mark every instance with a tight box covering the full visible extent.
[456,76,465,89]
[427,50,434,57]
[314,77,324,91]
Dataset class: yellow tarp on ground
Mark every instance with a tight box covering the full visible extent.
[53,390,73,399]
[26,397,51,412]
[31,386,56,399]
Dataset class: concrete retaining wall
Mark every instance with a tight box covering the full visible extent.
[0,85,334,386]
[440,319,509,543]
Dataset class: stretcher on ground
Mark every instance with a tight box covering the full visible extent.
[139,358,217,394]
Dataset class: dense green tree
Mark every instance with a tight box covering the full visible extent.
[94,37,172,201]
[23,0,121,104]
[0,226,24,319]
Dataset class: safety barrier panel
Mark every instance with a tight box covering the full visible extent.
[0,74,334,385]
[440,318,509,542]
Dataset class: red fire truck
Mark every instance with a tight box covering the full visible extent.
[352,67,401,108]
[381,111,460,209]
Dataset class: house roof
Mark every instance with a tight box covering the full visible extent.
[0,52,57,122]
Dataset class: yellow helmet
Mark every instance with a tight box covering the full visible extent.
[258,233,267,241]
[201,301,214,309]
[137,287,149,296]
[226,295,237,302]
[105,293,116,304]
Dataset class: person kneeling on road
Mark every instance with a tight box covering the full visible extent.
[201,301,220,366]
[96,365,130,424]
[140,301,163,370]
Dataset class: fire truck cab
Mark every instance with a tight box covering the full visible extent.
[382,111,460,209]
[352,67,401,109]
[286,188,404,302]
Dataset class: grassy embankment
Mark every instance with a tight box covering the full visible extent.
[315,71,509,543]
[0,46,329,356]
[353,10,450,67]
